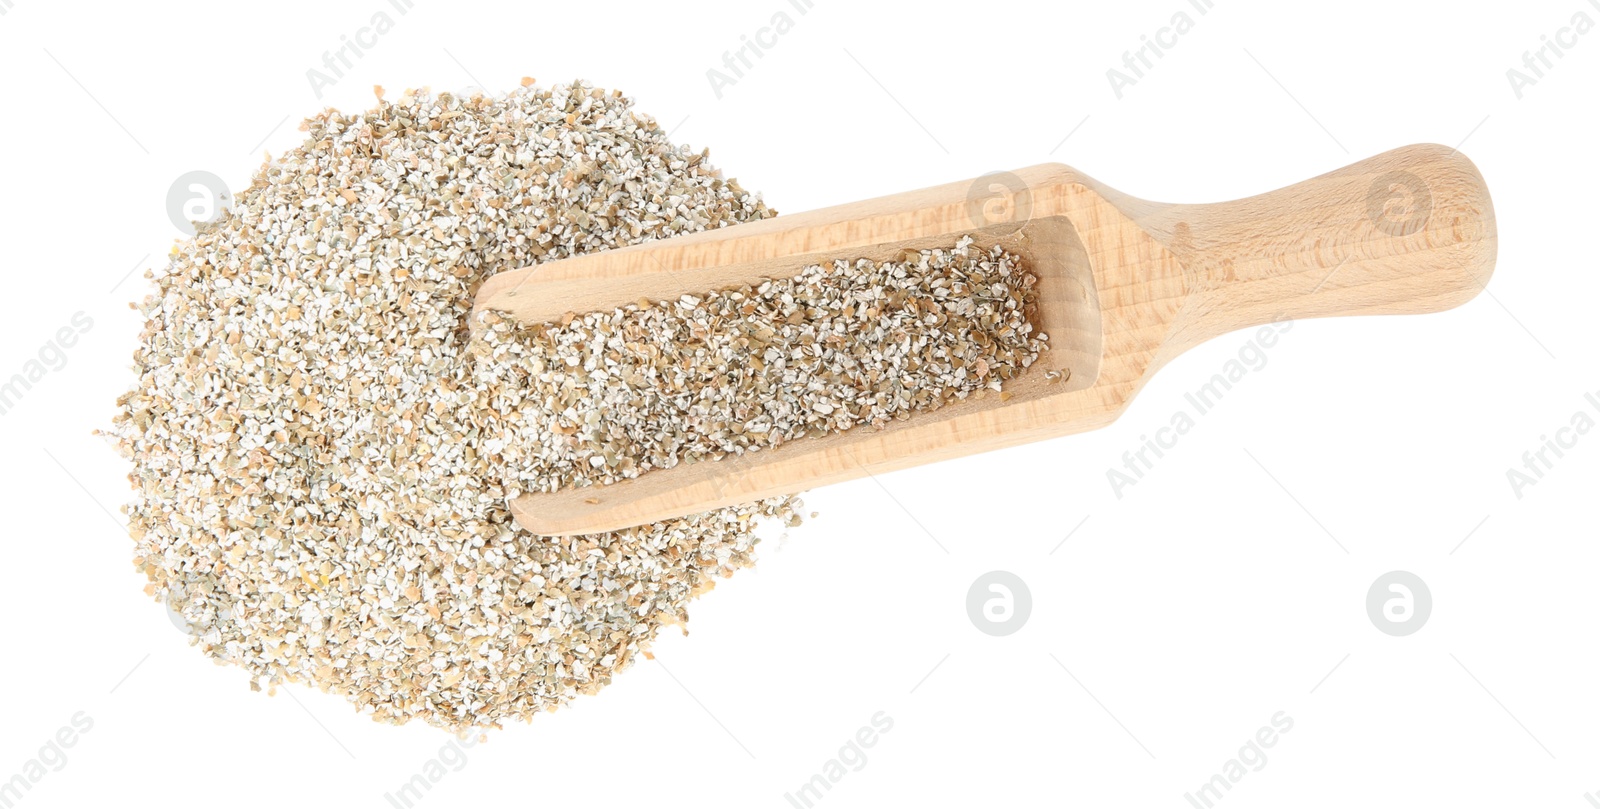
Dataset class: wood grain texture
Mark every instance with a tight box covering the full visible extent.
[474,144,1497,536]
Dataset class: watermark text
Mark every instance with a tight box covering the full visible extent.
[0,312,93,418]
[783,711,893,808]
[706,0,815,99]
[1183,712,1293,808]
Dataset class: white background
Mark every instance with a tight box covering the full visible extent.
[0,0,1595,807]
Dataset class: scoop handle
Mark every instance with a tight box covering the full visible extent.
[1151,144,1497,349]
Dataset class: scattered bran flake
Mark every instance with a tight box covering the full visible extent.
[110,81,802,732]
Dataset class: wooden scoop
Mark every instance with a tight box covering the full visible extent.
[475,143,1496,536]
